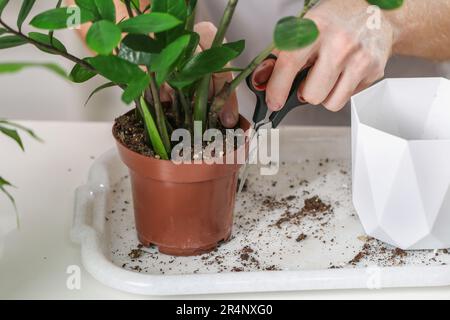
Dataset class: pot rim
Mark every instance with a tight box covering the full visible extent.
[113,113,251,182]
[113,114,250,165]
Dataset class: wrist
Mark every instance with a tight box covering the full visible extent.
[379,2,409,56]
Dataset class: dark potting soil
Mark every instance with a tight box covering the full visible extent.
[114,112,155,158]
[113,110,243,160]
[272,195,332,229]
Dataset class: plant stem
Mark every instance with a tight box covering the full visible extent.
[177,88,192,131]
[193,77,210,130]
[211,0,239,47]
[229,43,275,92]
[149,73,172,154]
[172,91,182,127]
[0,18,96,73]
[124,0,135,18]
[300,0,320,17]
[186,2,197,31]
[208,43,275,127]
[49,0,63,46]
[193,0,239,130]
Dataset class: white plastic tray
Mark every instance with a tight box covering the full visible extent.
[72,127,450,296]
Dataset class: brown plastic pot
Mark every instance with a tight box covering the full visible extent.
[113,116,250,256]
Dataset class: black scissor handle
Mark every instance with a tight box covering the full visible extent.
[246,54,310,128]
[246,54,278,124]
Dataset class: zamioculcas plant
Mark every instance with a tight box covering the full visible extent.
[0,0,322,160]
[0,0,403,255]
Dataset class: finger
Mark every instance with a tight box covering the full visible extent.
[321,71,363,112]
[160,83,174,103]
[322,50,384,111]
[354,80,372,95]
[298,52,342,106]
[194,21,217,50]
[252,58,276,91]
[266,47,316,111]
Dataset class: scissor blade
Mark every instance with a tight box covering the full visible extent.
[238,127,259,194]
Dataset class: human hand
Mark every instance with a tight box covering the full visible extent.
[254,0,395,112]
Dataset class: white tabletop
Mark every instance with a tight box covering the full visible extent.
[0,120,449,300]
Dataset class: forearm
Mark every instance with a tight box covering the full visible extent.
[386,0,450,60]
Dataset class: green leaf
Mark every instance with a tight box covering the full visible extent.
[118,35,161,66]
[130,0,141,11]
[87,55,145,84]
[152,0,187,20]
[17,0,36,31]
[84,82,116,106]
[121,34,164,53]
[29,32,67,54]
[119,0,141,11]
[176,46,239,83]
[122,74,150,104]
[187,0,197,15]
[367,0,403,10]
[75,0,101,19]
[152,0,187,44]
[0,176,16,209]
[0,0,9,15]
[179,31,199,65]
[222,39,245,56]
[151,34,191,86]
[0,120,42,142]
[0,35,28,49]
[274,17,319,51]
[86,20,121,55]
[0,176,13,188]
[0,28,8,35]
[0,126,24,150]
[118,34,164,66]
[94,0,116,22]
[118,12,182,34]
[0,62,67,78]
[139,97,169,160]
[30,7,95,30]
[70,60,96,83]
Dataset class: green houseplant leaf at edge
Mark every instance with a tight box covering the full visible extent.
[86,20,122,55]
[28,32,67,54]
[274,17,319,51]
[70,60,96,83]
[0,35,28,49]
[0,62,67,78]
[367,0,403,10]
[139,96,169,160]
[30,7,96,30]
[17,0,36,31]
[118,12,182,35]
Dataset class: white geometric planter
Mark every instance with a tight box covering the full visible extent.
[351,78,450,250]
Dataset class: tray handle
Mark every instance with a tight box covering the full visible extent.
[71,185,95,244]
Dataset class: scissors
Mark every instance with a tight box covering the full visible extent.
[238,54,311,193]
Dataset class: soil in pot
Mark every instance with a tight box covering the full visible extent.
[113,110,250,257]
